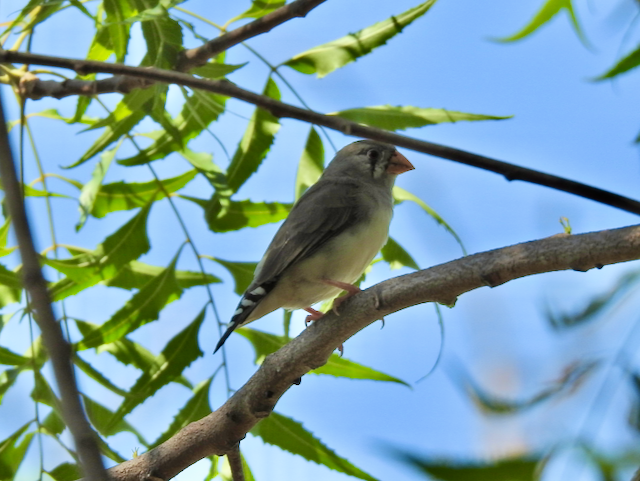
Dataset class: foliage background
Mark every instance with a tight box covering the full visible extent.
[2,0,640,480]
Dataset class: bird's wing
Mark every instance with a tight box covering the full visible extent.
[252,178,368,286]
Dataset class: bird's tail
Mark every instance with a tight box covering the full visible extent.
[213,282,275,353]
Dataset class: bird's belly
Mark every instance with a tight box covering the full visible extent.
[276,208,392,309]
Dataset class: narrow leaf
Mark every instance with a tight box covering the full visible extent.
[103,0,134,62]
[233,0,285,21]
[0,422,34,480]
[494,0,588,46]
[192,62,247,79]
[209,258,258,295]
[226,78,281,193]
[189,195,292,233]
[596,44,640,80]
[284,0,436,78]
[393,186,466,255]
[381,237,419,270]
[251,412,377,481]
[0,346,28,366]
[107,306,206,429]
[118,91,227,166]
[0,263,22,308]
[237,327,408,385]
[75,251,182,350]
[71,87,159,167]
[151,377,213,447]
[83,395,148,445]
[397,452,540,481]
[45,203,152,285]
[46,463,82,481]
[295,127,324,199]
[76,143,119,230]
[91,170,197,217]
[330,105,511,131]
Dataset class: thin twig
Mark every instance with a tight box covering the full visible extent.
[226,444,245,481]
[2,49,640,216]
[0,92,108,480]
[176,0,328,71]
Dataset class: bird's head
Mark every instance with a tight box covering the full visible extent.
[324,140,414,189]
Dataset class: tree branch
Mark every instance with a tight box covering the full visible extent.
[95,224,640,480]
[1,49,639,217]
[176,0,328,71]
[226,444,245,481]
[0,95,108,479]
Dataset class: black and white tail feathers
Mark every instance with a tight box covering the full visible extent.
[213,280,277,353]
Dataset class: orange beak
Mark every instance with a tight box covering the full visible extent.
[386,151,414,175]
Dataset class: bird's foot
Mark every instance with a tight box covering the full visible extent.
[303,307,323,326]
[321,279,361,315]
[337,344,344,356]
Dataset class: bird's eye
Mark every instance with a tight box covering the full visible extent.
[367,149,380,161]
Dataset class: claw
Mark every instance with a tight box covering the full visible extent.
[304,307,323,326]
[321,279,361,315]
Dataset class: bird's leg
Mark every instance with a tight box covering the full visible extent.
[321,279,361,315]
[303,307,323,326]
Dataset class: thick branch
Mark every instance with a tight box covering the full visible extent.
[101,225,640,480]
[1,50,639,217]
[176,0,328,71]
[0,96,108,478]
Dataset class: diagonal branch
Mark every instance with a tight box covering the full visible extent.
[96,224,640,480]
[0,95,108,479]
[2,49,640,217]
[176,0,328,71]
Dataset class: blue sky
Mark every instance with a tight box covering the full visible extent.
[2,0,640,480]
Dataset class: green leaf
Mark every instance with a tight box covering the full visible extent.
[226,78,281,193]
[185,195,292,233]
[107,306,206,430]
[75,250,183,350]
[72,87,161,167]
[90,170,197,217]
[397,453,541,481]
[0,346,28,366]
[103,0,134,62]
[76,143,119,230]
[295,127,324,199]
[75,320,191,389]
[546,269,640,329]
[104,260,221,290]
[451,360,597,414]
[118,90,227,166]
[0,422,34,480]
[596,44,640,80]
[46,463,82,481]
[251,412,377,481]
[73,353,129,397]
[45,203,152,287]
[283,0,436,78]
[192,62,247,79]
[0,179,69,198]
[83,394,148,445]
[393,186,466,255]
[208,257,258,295]
[0,369,20,403]
[494,0,588,46]
[330,105,512,131]
[232,0,285,22]
[0,263,22,308]
[237,327,409,385]
[381,237,419,270]
[134,1,183,68]
[151,377,213,447]
[41,410,66,437]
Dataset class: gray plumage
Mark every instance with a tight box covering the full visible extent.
[214,140,414,353]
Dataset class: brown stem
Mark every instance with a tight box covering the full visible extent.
[176,0,328,71]
[0,95,108,478]
[1,49,639,217]
[94,224,640,480]
[227,444,245,481]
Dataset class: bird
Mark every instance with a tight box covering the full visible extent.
[214,140,414,353]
